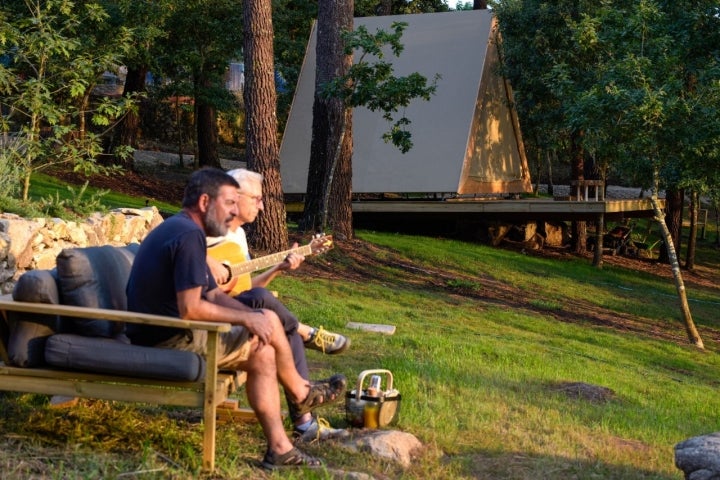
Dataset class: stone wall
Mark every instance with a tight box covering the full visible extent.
[0,207,164,294]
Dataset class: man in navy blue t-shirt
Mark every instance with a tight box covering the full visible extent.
[126,168,346,469]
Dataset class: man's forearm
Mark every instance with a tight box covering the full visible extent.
[252,268,279,288]
[207,288,253,311]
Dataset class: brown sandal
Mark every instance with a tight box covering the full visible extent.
[261,447,323,469]
[292,374,347,415]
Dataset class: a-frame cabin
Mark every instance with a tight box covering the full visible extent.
[279,9,533,198]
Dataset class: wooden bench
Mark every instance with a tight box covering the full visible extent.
[0,283,252,472]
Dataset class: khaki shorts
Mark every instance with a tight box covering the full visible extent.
[156,326,252,370]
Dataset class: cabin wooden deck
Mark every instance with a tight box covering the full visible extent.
[287,197,661,223]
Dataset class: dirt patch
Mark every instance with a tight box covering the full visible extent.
[47,162,188,206]
[549,381,617,404]
[48,150,246,206]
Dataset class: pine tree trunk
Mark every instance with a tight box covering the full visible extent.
[301,0,353,238]
[547,150,554,196]
[570,131,586,254]
[114,65,147,170]
[659,188,684,264]
[243,0,287,252]
[685,190,698,270]
[196,97,220,168]
[328,108,353,240]
[592,213,604,267]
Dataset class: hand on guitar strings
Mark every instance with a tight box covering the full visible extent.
[279,243,305,271]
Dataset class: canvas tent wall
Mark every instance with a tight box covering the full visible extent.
[279,9,532,196]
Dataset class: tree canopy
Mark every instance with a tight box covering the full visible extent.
[492,0,720,198]
[0,0,134,200]
[492,0,720,346]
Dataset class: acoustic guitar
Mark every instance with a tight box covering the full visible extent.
[207,234,333,296]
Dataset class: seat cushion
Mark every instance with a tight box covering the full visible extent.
[56,245,137,337]
[45,334,206,382]
[8,269,61,367]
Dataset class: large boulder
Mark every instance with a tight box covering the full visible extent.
[675,432,720,480]
[343,430,422,468]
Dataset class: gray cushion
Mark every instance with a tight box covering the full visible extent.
[8,269,61,367]
[45,334,206,382]
[56,245,136,337]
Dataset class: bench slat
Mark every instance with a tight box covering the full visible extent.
[0,374,207,406]
[0,367,240,406]
[0,364,204,388]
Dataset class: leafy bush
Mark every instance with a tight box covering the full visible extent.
[0,136,23,198]
[37,181,109,220]
[0,196,46,219]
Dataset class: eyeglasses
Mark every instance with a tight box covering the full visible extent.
[239,192,263,204]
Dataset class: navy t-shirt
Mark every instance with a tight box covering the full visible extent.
[126,211,218,345]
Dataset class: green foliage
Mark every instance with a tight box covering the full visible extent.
[454,1,474,10]
[0,135,23,198]
[153,0,243,112]
[272,0,318,128]
[0,196,46,219]
[355,0,450,16]
[0,0,135,201]
[492,0,720,194]
[26,171,181,216]
[323,22,439,153]
[38,181,109,219]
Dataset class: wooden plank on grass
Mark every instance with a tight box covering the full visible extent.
[346,322,396,335]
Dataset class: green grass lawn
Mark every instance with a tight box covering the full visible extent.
[29,172,181,213]
[2,180,719,479]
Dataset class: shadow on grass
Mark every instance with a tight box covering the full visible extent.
[453,450,679,480]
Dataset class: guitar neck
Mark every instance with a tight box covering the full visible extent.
[228,244,313,277]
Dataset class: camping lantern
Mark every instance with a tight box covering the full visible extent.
[345,369,401,428]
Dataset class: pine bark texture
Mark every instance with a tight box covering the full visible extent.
[196,99,220,168]
[115,65,147,169]
[685,190,698,270]
[570,132,587,254]
[243,0,288,251]
[592,213,604,268]
[659,188,684,264]
[302,0,353,239]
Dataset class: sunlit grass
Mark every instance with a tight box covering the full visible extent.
[29,172,181,214]
[2,224,720,478]
[274,235,720,478]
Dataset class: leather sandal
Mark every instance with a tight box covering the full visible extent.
[261,447,323,469]
[292,374,347,415]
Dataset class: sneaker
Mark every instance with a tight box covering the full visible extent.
[305,326,350,354]
[293,417,349,443]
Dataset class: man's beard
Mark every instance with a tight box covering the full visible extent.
[204,202,230,237]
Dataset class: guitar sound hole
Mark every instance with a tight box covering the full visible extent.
[223,264,233,281]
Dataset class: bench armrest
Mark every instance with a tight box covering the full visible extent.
[0,294,231,333]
